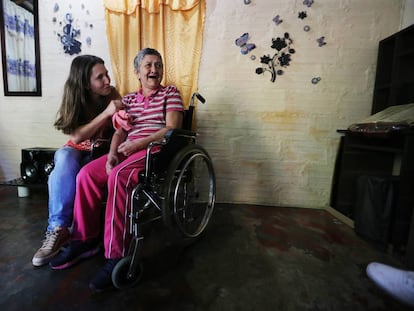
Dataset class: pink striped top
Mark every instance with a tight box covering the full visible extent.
[121,85,184,141]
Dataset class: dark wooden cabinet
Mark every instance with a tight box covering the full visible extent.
[372,24,414,114]
[331,134,398,219]
[331,131,414,254]
[331,25,414,267]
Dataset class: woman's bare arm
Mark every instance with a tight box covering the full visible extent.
[116,110,183,157]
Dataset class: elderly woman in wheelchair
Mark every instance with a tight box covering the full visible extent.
[49,48,216,292]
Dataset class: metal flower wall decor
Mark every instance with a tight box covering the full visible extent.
[255,33,295,83]
[237,0,326,84]
[52,3,94,55]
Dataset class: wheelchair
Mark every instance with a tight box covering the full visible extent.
[111,93,216,289]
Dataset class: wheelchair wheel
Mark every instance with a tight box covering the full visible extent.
[112,256,143,290]
[163,144,216,238]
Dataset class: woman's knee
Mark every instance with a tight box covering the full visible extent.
[49,147,82,182]
[54,146,81,164]
[107,169,118,189]
[77,157,108,185]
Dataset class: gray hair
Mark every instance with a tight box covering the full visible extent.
[133,48,163,71]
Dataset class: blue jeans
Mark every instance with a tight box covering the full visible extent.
[47,146,92,231]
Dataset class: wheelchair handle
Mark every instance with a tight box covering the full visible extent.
[190,92,206,107]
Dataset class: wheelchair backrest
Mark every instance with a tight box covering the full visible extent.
[146,93,206,175]
[182,106,194,131]
[151,107,196,174]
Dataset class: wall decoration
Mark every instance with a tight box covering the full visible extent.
[0,0,42,96]
[311,77,321,84]
[298,11,307,19]
[240,1,326,85]
[272,15,283,25]
[303,0,314,8]
[255,33,295,82]
[57,13,81,55]
[235,33,256,55]
[52,2,95,55]
[317,36,327,47]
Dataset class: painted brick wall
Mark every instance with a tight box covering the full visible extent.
[196,0,404,208]
[0,0,407,209]
[0,0,113,180]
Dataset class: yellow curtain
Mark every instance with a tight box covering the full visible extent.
[103,0,206,108]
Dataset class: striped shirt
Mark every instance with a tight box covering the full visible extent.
[122,85,184,140]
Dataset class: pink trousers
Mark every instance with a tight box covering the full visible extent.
[71,149,147,259]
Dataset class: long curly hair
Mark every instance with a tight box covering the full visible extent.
[54,55,106,134]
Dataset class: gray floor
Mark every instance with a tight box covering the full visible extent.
[0,185,412,311]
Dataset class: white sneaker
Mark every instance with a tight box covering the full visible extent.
[366,262,414,307]
[32,226,70,267]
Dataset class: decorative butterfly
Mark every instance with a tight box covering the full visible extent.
[272,15,283,25]
[317,36,327,47]
[303,0,314,8]
[235,33,256,55]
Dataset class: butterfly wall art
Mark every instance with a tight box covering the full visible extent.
[235,33,256,55]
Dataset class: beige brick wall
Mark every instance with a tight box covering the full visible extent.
[0,0,408,209]
[196,0,405,208]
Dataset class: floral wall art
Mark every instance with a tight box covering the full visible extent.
[239,0,325,85]
[51,2,95,55]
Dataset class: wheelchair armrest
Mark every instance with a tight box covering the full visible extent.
[164,128,197,141]
[91,138,111,159]
[142,128,197,182]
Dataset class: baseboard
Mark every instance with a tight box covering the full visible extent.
[326,206,354,228]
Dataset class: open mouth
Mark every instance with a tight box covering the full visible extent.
[148,75,159,80]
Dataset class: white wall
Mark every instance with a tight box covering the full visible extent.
[402,0,414,28]
[196,0,405,208]
[0,0,409,209]
[0,0,113,179]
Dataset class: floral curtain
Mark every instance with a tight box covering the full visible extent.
[3,0,37,92]
[103,0,206,107]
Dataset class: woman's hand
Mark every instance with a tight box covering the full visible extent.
[117,138,150,157]
[117,140,139,157]
[106,152,119,175]
[105,99,124,117]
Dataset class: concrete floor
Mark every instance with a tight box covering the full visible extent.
[0,185,412,311]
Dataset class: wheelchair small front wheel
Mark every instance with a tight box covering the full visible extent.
[112,256,143,290]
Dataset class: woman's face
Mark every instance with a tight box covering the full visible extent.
[88,63,112,97]
[136,54,163,91]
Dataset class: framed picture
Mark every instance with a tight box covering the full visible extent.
[0,0,41,96]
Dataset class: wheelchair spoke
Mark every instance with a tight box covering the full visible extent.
[164,144,216,238]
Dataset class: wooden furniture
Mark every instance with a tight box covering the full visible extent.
[371,24,414,114]
[331,25,414,267]
[331,131,414,259]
